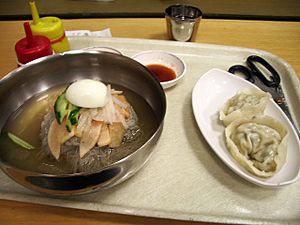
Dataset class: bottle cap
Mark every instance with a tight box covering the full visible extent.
[15,22,53,64]
[29,1,65,41]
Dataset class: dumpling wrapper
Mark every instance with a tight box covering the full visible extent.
[219,89,271,126]
[225,116,288,178]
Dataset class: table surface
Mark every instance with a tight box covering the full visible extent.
[0,18,300,225]
[1,0,300,20]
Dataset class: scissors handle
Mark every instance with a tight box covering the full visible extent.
[228,65,255,83]
[247,55,281,87]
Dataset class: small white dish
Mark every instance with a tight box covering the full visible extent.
[82,46,122,55]
[192,68,300,187]
[132,50,186,89]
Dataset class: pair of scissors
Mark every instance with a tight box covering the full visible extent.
[228,55,300,138]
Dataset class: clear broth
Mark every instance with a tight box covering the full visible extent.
[0,84,158,174]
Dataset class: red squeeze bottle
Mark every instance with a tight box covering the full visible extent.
[15,22,53,66]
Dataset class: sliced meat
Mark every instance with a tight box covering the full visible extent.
[109,122,125,148]
[97,123,111,147]
[48,119,74,160]
[115,95,130,117]
[79,120,102,158]
[115,103,130,119]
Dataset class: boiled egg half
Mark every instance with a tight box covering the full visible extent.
[65,79,108,108]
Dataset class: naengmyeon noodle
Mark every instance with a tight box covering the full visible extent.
[38,83,144,173]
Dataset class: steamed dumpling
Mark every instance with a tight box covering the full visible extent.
[225,116,288,177]
[220,89,271,126]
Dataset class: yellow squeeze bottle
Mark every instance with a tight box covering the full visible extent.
[29,1,70,53]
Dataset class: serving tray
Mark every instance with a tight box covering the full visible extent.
[1,37,300,225]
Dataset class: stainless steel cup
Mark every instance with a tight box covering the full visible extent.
[165,4,202,42]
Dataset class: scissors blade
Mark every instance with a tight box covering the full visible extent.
[276,97,293,122]
[269,86,300,138]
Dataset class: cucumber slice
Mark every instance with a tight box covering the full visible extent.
[54,93,68,124]
[66,103,81,132]
[54,91,81,132]
[7,132,34,150]
[68,103,80,125]
[66,118,73,132]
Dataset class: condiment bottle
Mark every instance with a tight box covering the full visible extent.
[29,1,70,53]
[15,22,53,66]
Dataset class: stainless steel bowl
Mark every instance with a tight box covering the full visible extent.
[0,51,166,195]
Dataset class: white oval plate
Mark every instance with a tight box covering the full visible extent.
[192,68,300,187]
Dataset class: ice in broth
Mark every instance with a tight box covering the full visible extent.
[0,83,158,174]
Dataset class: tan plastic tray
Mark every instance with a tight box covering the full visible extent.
[1,37,300,225]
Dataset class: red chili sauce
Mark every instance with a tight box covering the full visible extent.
[146,64,176,82]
